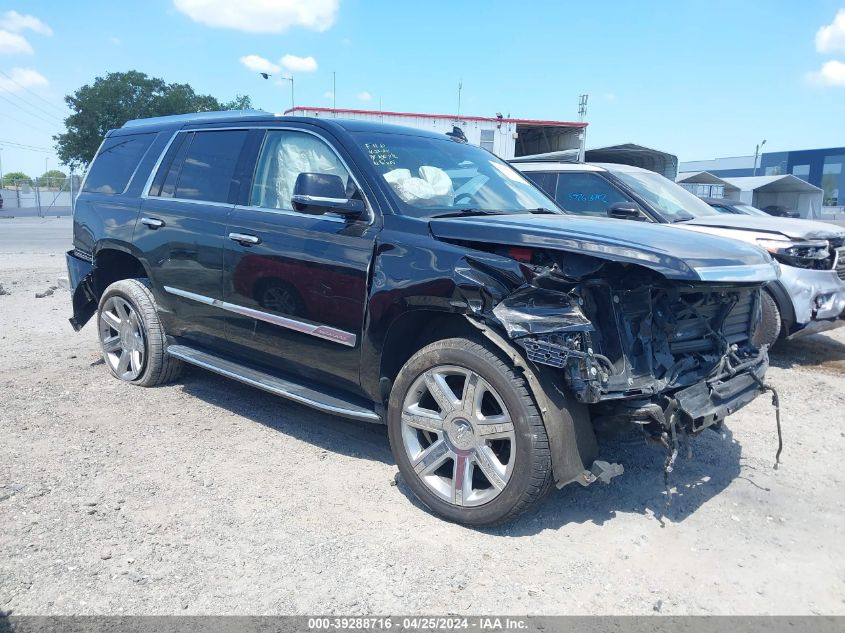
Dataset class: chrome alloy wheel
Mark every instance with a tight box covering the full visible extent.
[400,365,516,507]
[98,296,146,381]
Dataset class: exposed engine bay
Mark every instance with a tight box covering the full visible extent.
[461,246,770,438]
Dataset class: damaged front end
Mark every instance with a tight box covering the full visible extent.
[461,248,773,469]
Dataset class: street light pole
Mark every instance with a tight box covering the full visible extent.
[753,139,766,176]
[259,72,294,112]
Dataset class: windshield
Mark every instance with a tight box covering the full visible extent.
[352,132,560,218]
[610,169,719,221]
[734,204,771,216]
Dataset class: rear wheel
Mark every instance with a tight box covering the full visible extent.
[387,337,553,526]
[753,289,782,350]
[97,279,182,387]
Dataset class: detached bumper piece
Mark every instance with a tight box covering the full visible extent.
[674,357,768,433]
[66,250,97,331]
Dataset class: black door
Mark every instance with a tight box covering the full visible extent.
[222,128,378,394]
[136,129,249,348]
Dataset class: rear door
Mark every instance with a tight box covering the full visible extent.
[136,128,249,348]
[221,126,378,393]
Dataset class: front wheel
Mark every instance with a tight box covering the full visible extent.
[387,337,553,526]
[753,289,782,350]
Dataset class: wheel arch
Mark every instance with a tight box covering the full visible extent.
[763,280,794,334]
[69,242,152,331]
[377,308,599,489]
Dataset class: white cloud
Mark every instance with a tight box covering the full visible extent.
[816,9,845,53]
[0,67,49,93]
[324,90,334,99]
[110,36,121,45]
[280,54,317,73]
[356,91,372,102]
[806,59,845,86]
[603,92,617,102]
[0,30,33,54]
[240,54,281,74]
[174,0,338,33]
[0,11,53,36]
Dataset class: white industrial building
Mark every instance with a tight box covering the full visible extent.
[286,106,586,160]
[677,171,825,218]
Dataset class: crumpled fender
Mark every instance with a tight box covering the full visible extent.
[465,319,599,488]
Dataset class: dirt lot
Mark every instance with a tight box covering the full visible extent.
[1,221,845,615]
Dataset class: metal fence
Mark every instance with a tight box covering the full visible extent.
[0,176,80,217]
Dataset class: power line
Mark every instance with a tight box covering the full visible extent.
[0,107,57,135]
[0,93,62,128]
[0,138,54,152]
[0,69,67,117]
[0,86,65,123]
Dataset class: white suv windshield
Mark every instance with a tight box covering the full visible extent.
[610,169,719,222]
[352,132,560,218]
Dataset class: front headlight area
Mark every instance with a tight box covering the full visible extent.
[756,238,833,270]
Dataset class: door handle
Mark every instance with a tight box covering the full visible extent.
[228,232,261,246]
[141,217,164,229]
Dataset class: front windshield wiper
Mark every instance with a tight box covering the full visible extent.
[672,216,695,223]
[527,207,560,214]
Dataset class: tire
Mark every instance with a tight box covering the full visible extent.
[753,289,782,350]
[96,278,183,387]
[387,337,553,527]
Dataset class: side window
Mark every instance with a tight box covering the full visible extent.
[83,133,155,194]
[554,172,631,216]
[250,130,351,211]
[523,171,557,197]
[173,130,248,202]
[147,132,189,198]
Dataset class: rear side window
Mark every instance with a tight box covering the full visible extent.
[523,171,557,197]
[82,133,155,194]
[147,130,248,203]
[554,172,631,216]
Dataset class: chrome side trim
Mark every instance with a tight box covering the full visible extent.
[163,286,358,347]
[166,344,380,422]
[232,204,347,223]
[694,263,780,283]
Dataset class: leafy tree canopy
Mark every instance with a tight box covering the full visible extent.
[2,171,32,187]
[55,71,253,169]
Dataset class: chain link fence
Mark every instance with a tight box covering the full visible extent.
[0,175,81,218]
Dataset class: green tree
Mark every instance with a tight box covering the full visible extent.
[54,71,238,169]
[39,169,68,189]
[221,94,254,110]
[2,171,32,187]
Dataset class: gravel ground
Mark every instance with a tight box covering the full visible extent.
[1,241,844,616]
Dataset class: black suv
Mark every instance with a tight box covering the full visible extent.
[67,112,778,525]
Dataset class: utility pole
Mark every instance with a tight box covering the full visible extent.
[578,94,589,161]
[457,80,463,118]
[333,71,336,112]
[753,139,767,176]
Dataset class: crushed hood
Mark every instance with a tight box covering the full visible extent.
[686,215,845,241]
[429,214,777,283]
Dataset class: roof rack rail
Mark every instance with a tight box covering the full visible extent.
[121,109,272,129]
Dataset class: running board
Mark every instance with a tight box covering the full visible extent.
[166,344,381,423]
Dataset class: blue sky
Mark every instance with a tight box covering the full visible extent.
[1,0,845,177]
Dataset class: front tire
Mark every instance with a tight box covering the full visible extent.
[753,289,782,350]
[97,279,182,387]
[387,337,553,527]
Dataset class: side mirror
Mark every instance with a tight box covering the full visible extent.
[607,202,646,221]
[291,173,365,218]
